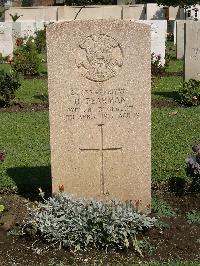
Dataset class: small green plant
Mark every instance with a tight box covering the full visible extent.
[9,13,22,22]
[152,197,176,218]
[167,33,174,42]
[186,210,200,224]
[24,193,156,252]
[179,79,200,106]
[12,38,43,76]
[0,69,21,107]
[151,53,165,77]
[139,238,155,256]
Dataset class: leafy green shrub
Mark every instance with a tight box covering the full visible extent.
[34,28,46,54]
[12,38,43,76]
[25,193,156,251]
[151,53,165,76]
[152,197,176,218]
[186,210,200,224]
[179,79,200,106]
[9,13,22,22]
[167,33,174,42]
[0,69,21,107]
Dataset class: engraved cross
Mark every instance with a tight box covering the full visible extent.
[79,124,122,195]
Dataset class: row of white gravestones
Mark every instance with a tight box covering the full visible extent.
[5,4,184,22]
[136,20,167,65]
[0,19,167,63]
[0,21,45,56]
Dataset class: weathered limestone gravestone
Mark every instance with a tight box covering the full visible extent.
[185,21,200,80]
[0,22,13,56]
[47,20,151,212]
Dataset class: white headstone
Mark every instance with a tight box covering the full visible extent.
[137,20,167,65]
[123,5,146,20]
[186,5,200,21]
[146,3,166,20]
[57,6,122,21]
[0,22,13,56]
[12,21,37,40]
[176,20,185,59]
[174,20,177,45]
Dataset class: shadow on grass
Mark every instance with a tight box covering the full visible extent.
[153,91,179,101]
[168,176,186,196]
[7,166,52,201]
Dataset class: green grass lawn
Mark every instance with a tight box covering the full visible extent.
[152,76,182,101]
[166,59,183,73]
[165,41,184,74]
[16,79,48,104]
[0,112,50,195]
[152,107,200,184]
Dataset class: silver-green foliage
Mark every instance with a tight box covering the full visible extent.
[26,193,156,251]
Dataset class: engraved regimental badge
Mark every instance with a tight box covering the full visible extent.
[77,34,124,82]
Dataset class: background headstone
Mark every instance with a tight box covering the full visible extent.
[137,20,167,65]
[173,20,177,45]
[186,5,200,21]
[5,7,58,22]
[185,21,200,80]
[122,5,146,20]
[176,20,185,59]
[57,6,122,21]
[12,21,37,39]
[0,22,13,56]
[146,3,166,20]
[47,20,151,212]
